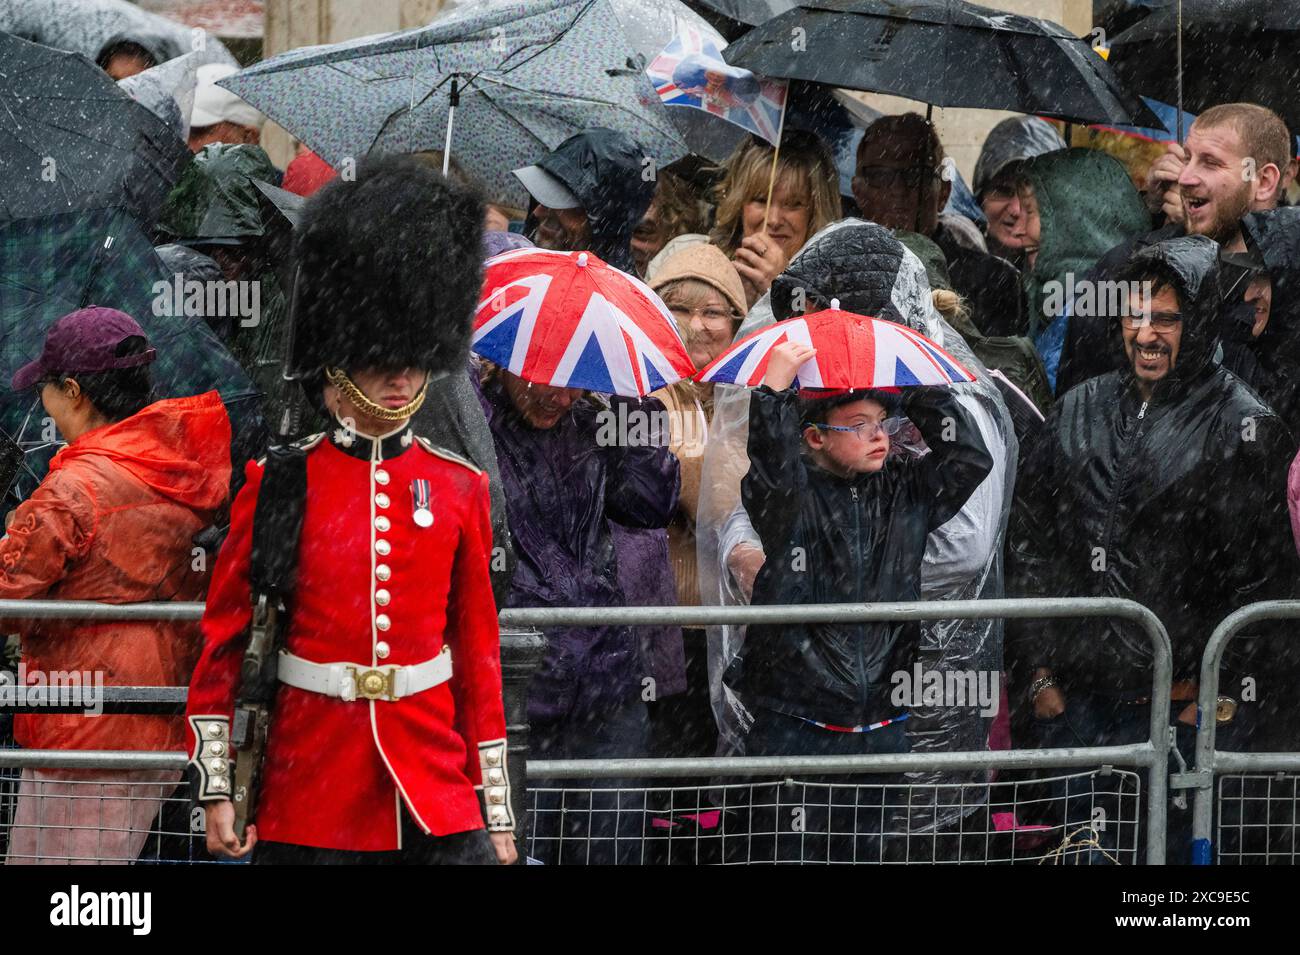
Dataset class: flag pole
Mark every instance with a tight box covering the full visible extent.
[762,91,790,223]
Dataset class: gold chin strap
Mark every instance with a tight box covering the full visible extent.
[324,367,429,422]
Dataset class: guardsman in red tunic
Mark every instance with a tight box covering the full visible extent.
[185,156,515,863]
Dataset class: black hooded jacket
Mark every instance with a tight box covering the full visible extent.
[734,385,993,726]
[529,128,655,273]
[1219,208,1300,436]
[1009,236,1297,693]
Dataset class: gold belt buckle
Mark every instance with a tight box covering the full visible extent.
[1215,696,1238,724]
[350,666,397,701]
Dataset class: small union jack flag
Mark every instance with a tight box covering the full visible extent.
[645,27,788,146]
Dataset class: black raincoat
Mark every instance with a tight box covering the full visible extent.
[1010,236,1297,693]
[1220,208,1300,436]
[932,221,1027,339]
[731,386,992,726]
[526,128,655,273]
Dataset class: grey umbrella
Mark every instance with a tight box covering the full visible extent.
[218,0,689,208]
[0,0,236,69]
[117,49,202,140]
[0,32,191,226]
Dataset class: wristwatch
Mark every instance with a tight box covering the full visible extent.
[1029,675,1058,702]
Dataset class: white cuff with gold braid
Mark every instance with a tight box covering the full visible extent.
[477,738,515,831]
[188,715,232,801]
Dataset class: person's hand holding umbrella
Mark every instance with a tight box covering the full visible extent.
[760,340,817,390]
[733,232,789,306]
[1145,141,1190,226]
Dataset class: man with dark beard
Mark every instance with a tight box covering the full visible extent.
[1009,235,1297,863]
[1056,103,1293,395]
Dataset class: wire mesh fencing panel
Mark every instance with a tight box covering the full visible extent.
[1214,773,1300,864]
[524,769,1142,865]
[0,766,212,865]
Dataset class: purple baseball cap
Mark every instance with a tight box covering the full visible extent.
[11,306,157,391]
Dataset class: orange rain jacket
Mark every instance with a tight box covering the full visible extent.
[0,391,232,751]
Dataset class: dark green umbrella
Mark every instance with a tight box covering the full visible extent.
[0,208,262,495]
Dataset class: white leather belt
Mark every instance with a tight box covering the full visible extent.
[277,646,452,702]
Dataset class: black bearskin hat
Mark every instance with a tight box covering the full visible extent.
[288,155,485,378]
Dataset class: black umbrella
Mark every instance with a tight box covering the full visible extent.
[0,32,190,226]
[1107,1,1300,142]
[726,0,1159,127]
[691,0,796,29]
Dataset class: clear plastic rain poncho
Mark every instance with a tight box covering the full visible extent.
[695,219,1018,831]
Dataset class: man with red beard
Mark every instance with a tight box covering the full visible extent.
[1158,104,1294,251]
[1055,103,1294,395]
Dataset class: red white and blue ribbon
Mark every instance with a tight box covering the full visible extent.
[796,713,910,734]
[410,479,433,528]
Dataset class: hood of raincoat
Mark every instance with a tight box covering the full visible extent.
[1021,148,1150,335]
[96,30,171,69]
[48,390,231,515]
[769,219,947,338]
[1115,234,1221,394]
[1241,207,1300,359]
[535,128,655,273]
[154,243,223,285]
[157,143,280,245]
[971,116,1066,199]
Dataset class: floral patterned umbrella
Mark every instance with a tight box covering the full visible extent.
[219,0,689,208]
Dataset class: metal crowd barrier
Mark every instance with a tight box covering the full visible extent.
[501,599,1171,865]
[0,597,1173,864]
[1191,601,1300,865]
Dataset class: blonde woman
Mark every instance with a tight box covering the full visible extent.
[709,130,840,308]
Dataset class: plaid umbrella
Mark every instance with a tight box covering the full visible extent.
[219,0,689,208]
[0,208,261,493]
[0,32,190,226]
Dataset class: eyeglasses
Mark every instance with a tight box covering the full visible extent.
[668,305,739,328]
[854,166,940,190]
[1121,311,1182,332]
[804,417,904,440]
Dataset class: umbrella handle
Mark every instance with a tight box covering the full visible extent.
[1176,0,1184,144]
[443,78,460,177]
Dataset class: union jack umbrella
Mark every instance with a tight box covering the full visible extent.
[473,248,696,396]
[696,299,976,390]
